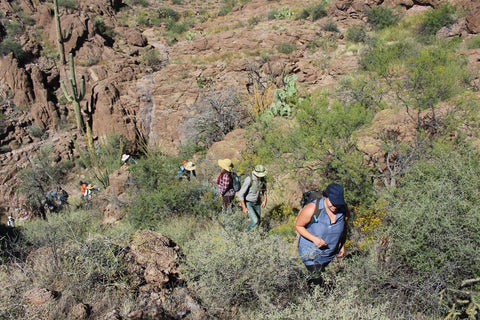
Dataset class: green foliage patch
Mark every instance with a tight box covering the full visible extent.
[182,229,305,317]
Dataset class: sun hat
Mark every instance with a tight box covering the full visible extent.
[184,161,196,171]
[325,183,345,206]
[218,159,234,172]
[252,164,267,177]
[121,154,130,162]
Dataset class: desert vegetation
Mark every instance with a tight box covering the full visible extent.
[1,0,480,319]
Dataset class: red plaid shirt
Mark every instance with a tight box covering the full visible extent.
[218,172,235,196]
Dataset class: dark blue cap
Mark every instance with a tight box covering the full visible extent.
[325,183,345,206]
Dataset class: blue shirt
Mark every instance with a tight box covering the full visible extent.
[298,198,346,265]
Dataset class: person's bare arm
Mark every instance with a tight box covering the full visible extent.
[295,202,327,248]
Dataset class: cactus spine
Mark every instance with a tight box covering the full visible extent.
[61,52,85,134]
[53,0,72,65]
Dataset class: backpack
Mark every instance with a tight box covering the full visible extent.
[232,172,241,192]
[300,190,323,223]
[300,190,322,208]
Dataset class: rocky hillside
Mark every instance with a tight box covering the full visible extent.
[1,0,479,217]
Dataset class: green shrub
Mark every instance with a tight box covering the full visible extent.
[4,19,24,36]
[276,41,296,54]
[383,141,480,315]
[419,3,456,40]
[405,45,467,111]
[94,17,115,38]
[58,0,77,9]
[323,20,339,32]
[346,24,367,43]
[0,38,27,63]
[311,2,327,21]
[16,144,75,217]
[165,18,189,34]
[27,125,46,139]
[156,7,181,21]
[141,47,162,69]
[218,4,233,16]
[267,9,278,20]
[181,229,306,317]
[296,9,310,20]
[359,40,417,76]
[367,6,400,30]
[465,34,480,49]
[247,15,261,26]
[127,153,221,229]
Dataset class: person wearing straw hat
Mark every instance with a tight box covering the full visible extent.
[178,160,197,181]
[238,164,267,231]
[217,159,236,211]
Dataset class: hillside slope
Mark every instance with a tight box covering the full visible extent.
[1,0,479,216]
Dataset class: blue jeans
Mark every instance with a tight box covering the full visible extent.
[246,201,261,231]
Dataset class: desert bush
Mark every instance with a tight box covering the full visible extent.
[465,34,480,49]
[311,2,328,21]
[323,20,339,32]
[218,4,233,16]
[0,37,27,63]
[276,41,296,54]
[156,7,181,21]
[296,9,310,20]
[10,210,135,319]
[192,87,247,147]
[58,0,77,10]
[16,144,74,217]
[367,6,400,30]
[94,17,115,38]
[247,15,261,26]
[359,40,417,76]
[141,47,163,69]
[381,141,480,316]
[400,44,470,131]
[127,153,221,229]
[257,278,392,319]
[346,24,368,43]
[181,228,306,318]
[419,3,456,40]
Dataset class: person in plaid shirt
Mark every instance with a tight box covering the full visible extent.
[217,159,236,211]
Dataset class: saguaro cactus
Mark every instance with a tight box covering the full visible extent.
[53,0,72,65]
[61,52,85,134]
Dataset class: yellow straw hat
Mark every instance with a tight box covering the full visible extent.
[218,159,234,172]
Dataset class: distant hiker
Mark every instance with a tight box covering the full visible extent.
[121,154,137,167]
[178,160,197,181]
[79,181,88,197]
[238,165,267,231]
[56,187,69,207]
[295,183,349,286]
[6,216,15,228]
[217,159,236,211]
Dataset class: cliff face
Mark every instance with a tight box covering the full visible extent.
[0,0,479,215]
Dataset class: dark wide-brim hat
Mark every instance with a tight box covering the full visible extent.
[325,183,345,206]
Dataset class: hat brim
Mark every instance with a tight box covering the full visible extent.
[184,162,196,171]
[252,170,267,177]
[218,159,233,172]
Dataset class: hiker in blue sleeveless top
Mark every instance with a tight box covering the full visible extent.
[295,183,349,281]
